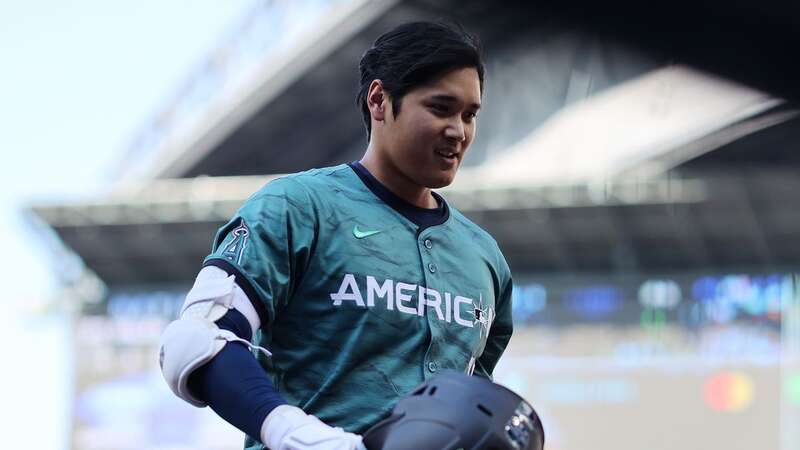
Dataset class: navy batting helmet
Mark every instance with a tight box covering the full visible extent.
[362,371,544,450]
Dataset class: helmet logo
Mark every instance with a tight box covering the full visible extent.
[505,401,538,450]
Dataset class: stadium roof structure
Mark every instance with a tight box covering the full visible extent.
[115,0,800,183]
[31,0,800,288]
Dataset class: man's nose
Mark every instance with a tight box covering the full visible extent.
[444,118,466,142]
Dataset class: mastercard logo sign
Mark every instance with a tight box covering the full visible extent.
[703,372,754,412]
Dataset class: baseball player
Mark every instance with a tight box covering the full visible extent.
[159,21,513,450]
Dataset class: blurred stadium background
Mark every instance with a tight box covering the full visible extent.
[20,0,800,449]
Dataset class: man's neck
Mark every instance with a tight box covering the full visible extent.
[359,151,437,209]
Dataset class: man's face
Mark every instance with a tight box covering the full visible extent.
[381,67,481,189]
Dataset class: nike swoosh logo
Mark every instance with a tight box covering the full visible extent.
[353,225,381,239]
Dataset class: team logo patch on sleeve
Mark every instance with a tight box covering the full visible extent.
[222,220,249,265]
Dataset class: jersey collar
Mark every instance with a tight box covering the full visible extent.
[347,162,450,230]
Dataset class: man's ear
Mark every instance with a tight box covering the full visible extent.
[367,79,388,122]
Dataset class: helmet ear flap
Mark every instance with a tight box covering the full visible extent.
[362,412,404,449]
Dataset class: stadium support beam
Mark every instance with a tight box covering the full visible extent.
[737,177,775,266]
[668,203,714,267]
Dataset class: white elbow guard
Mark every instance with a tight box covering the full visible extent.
[159,266,270,407]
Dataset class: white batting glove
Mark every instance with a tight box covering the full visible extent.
[261,404,366,450]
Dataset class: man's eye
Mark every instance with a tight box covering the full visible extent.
[429,104,448,114]
[464,112,477,122]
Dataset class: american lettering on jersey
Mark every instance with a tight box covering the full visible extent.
[330,273,495,333]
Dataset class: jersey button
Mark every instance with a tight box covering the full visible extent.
[427,361,438,372]
[424,239,433,249]
[428,263,437,273]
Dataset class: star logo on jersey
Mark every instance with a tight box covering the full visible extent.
[353,225,381,239]
[470,294,494,339]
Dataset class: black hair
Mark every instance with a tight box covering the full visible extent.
[356,21,485,141]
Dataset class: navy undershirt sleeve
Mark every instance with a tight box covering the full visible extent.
[187,309,287,441]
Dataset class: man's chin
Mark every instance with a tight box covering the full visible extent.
[426,172,457,189]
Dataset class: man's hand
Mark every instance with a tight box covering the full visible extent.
[261,405,366,450]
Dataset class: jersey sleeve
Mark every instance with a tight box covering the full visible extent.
[203,176,317,331]
[474,256,514,380]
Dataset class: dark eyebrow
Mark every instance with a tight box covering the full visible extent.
[428,94,481,110]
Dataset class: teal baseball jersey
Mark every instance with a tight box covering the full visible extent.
[203,163,513,447]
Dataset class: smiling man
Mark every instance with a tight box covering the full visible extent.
[359,65,481,204]
[159,21,513,450]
